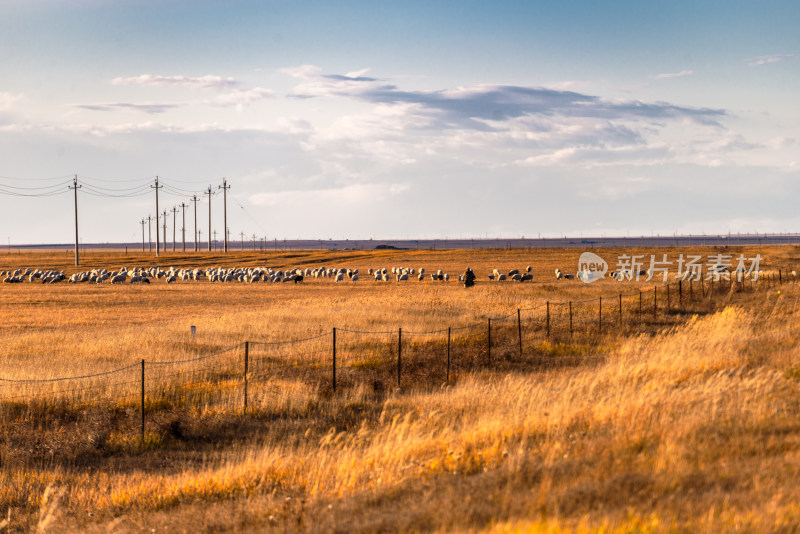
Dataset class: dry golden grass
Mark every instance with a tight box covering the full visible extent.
[1,246,799,532]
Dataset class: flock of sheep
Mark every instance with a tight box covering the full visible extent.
[3,264,789,286]
[2,265,539,285]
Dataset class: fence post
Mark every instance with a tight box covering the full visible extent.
[140,359,145,445]
[243,341,249,412]
[639,290,642,318]
[598,296,602,335]
[487,319,491,365]
[569,301,573,336]
[332,327,336,393]
[446,327,451,382]
[397,327,402,388]
[517,309,522,359]
[546,302,550,339]
[653,287,657,320]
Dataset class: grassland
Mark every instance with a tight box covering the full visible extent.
[1,245,799,532]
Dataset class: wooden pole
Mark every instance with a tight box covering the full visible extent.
[243,341,249,412]
[140,359,145,444]
[446,327,451,382]
[598,296,602,334]
[397,328,402,388]
[569,301,573,336]
[653,287,657,319]
[546,302,550,338]
[487,319,491,365]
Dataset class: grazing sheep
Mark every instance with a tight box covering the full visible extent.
[497,274,507,281]
[418,273,425,281]
[351,274,359,283]
[555,269,563,280]
[443,273,450,282]
[110,273,127,284]
[335,273,345,283]
[510,273,522,281]
[508,269,520,277]
[520,274,533,282]
[564,274,575,280]
[526,266,532,273]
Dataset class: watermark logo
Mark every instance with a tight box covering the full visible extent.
[578,252,608,283]
[576,251,762,282]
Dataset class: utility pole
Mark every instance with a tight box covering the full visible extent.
[180,202,188,252]
[252,233,257,251]
[147,216,153,252]
[218,178,230,253]
[152,177,162,256]
[213,230,218,250]
[162,209,167,254]
[205,186,214,252]
[171,206,178,252]
[190,195,199,252]
[140,218,146,252]
[69,175,81,266]
[240,231,245,251]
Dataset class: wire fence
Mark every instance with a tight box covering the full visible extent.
[0,272,789,442]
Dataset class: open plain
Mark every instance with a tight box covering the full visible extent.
[1,245,800,532]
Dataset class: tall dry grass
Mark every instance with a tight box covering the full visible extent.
[1,247,799,531]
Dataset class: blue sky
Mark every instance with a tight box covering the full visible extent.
[0,0,798,244]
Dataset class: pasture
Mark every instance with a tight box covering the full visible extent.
[1,245,800,532]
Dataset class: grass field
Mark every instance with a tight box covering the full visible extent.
[1,245,799,532]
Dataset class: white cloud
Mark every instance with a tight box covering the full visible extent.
[111,74,239,90]
[0,92,25,111]
[206,87,275,109]
[249,182,409,207]
[654,70,693,79]
[746,54,798,67]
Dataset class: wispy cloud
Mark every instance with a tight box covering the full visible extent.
[746,53,798,66]
[205,87,275,109]
[0,92,25,112]
[282,65,726,130]
[250,182,409,207]
[111,74,240,90]
[74,102,182,114]
[654,70,693,79]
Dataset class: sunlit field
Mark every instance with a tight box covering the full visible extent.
[1,245,799,532]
